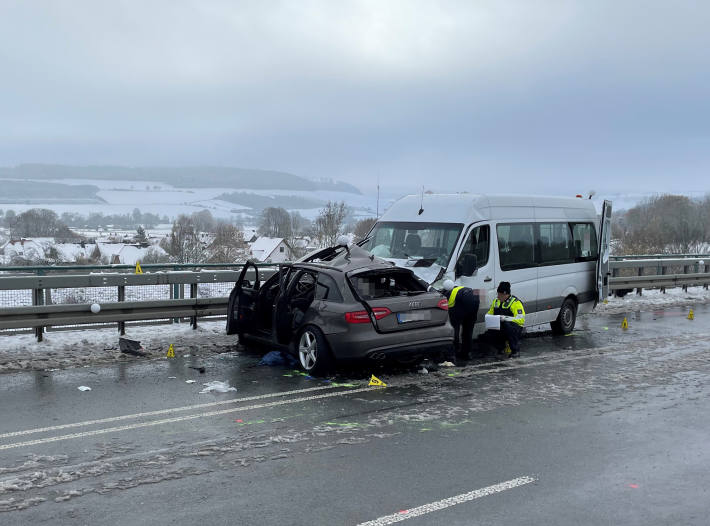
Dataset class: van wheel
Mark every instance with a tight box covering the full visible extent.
[551,298,577,334]
[295,325,334,376]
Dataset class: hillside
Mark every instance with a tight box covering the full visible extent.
[0,164,362,194]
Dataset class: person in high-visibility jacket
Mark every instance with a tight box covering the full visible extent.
[442,279,480,359]
[485,281,525,358]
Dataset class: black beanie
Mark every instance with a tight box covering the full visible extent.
[497,281,511,294]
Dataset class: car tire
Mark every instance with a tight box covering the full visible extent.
[295,325,334,376]
[551,298,577,334]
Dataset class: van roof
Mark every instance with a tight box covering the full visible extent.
[380,193,598,223]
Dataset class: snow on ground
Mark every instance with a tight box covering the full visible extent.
[1,178,381,221]
[0,320,238,373]
[595,286,710,314]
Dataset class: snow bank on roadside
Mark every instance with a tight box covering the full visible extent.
[595,286,710,314]
[0,320,238,372]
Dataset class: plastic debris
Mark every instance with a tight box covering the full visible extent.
[185,380,196,384]
[77,386,92,391]
[258,351,298,367]
[438,361,455,367]
[167,376,177,379]
[189,366,206,373]
[119,337,147,357]
[418,367,429,374]
[331,382,358,387]
[199,380,238,394]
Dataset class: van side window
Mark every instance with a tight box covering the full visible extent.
[497,223,536,271]
[315,274,343,302]
[456,225,489,276]
[537,223,574,265]
[571,223,598,261]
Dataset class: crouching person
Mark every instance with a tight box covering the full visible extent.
[484,281,525,359]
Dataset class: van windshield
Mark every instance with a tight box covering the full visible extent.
[361,221,463,269]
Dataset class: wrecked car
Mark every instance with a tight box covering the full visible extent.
[226,244,454,375]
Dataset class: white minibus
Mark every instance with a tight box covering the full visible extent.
[361,194,612,334]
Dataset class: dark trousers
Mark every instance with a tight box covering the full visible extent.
[449,293,479,358]
[483,321,523,354]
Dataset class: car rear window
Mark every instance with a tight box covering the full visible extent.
[349,270,428,300]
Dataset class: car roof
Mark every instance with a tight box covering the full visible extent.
[295,245,396,275]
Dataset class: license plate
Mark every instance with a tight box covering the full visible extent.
[397,311,431,323]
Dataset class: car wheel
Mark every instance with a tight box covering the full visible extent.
[551,298,577,334]
[296,325,334,376]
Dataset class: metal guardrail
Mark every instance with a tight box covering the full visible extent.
[0,266,278,341]
[0,256,709,341]
[608,257,708,293]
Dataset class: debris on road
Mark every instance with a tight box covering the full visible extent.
[77,386,92,392]
[119,337,147,357]
[258,351,298,367]
[189,366,206,373]
[185,380,196,384]
[438,361,455,367]
[199,381,237,394]
[418,367,429,374]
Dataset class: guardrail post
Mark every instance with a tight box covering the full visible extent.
[32,288,44,342]
[660,265,666,294]
[190,283,198,330]
[636,266,643,296]
[682,265,689,291]
[117,285,126,335]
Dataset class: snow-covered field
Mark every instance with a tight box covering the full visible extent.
[1,286,709,373]
[1,177,384,221]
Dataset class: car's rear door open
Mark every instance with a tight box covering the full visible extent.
[347,268,449,332]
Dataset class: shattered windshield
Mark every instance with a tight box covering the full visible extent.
[361,221,463,269]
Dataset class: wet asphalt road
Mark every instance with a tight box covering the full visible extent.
[1,304,709,525]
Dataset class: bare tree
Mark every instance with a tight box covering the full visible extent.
[162,215,204,263]
[191,210,216,233]
[208,223,248,262]
[350,217,377,241]
[259,207,292,239]
[314,201,348,247]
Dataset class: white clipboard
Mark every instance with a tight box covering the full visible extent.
[484,314,500,330]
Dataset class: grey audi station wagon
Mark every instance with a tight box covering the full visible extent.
[226,244,454,375]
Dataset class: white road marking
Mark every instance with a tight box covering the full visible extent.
[0,384,338,440]
[0,386,375,451]
[356,476,537,525]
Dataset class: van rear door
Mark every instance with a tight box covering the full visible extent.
[596,200,612,304]
[347,269,449,333]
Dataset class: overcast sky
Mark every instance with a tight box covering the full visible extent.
[1,0,708,196]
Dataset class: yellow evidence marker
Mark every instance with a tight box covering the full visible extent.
[166,343,175,358]
[688,309,694,320]
[369,375,387,387]
[135,261,143,274]
[621,318,629,330]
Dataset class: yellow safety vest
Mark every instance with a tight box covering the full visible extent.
[448,286,465,308]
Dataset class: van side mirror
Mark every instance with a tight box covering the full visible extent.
[455,254,477,278]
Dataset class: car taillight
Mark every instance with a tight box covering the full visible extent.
[372,307,392,319]
[437,299,449,310]
[345,308,392,323]
[345,311,370,324]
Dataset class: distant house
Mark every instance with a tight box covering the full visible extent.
[242,228,258,243]
[0,239,46,262]
[249,237,291,263]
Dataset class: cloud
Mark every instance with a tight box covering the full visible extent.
[0,1,709,195]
